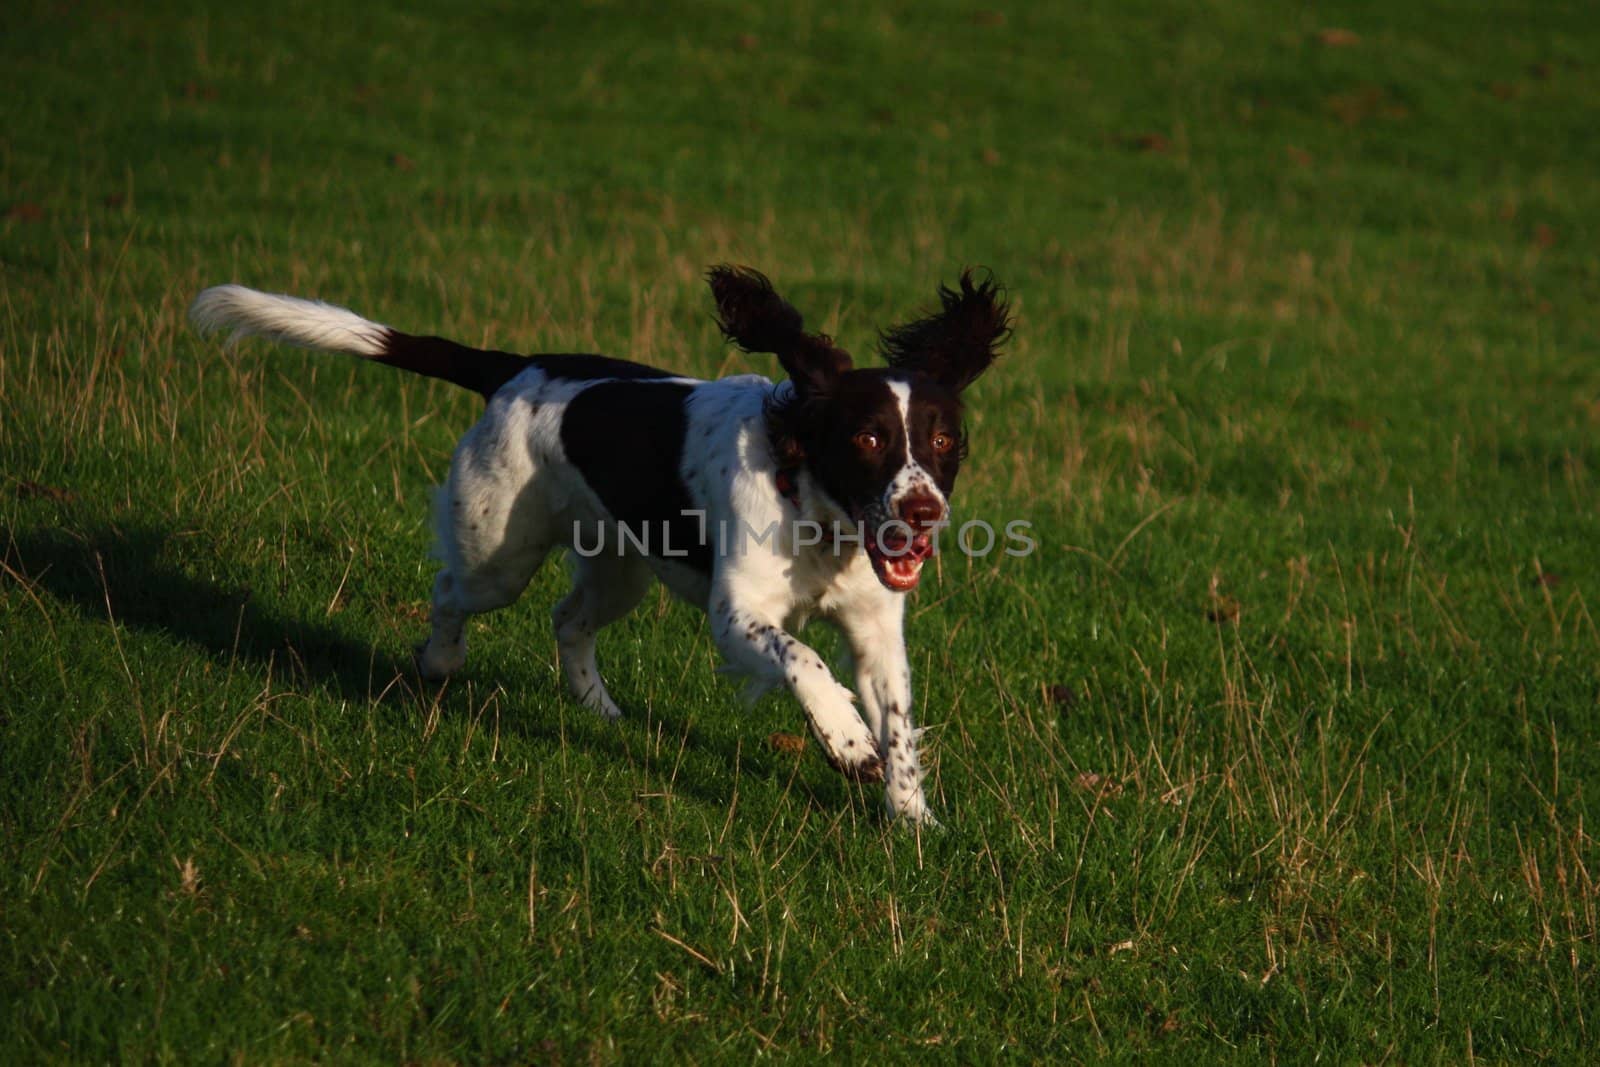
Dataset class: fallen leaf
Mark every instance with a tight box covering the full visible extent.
[173,855,201,896]
[768,732,807,755]
[1075,771,1124,799]
[1326,85,1409,125]
[1315,28,1361,47]
[981,146,1002,165]
[389,152,415,172]
[14,479,75,502]
[1533,223,1557,248]
[1048,684,1078,709]
[1206,595,1241,624]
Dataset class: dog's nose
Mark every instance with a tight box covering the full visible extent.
[898,495,945,530]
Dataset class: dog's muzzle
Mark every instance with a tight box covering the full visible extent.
[865,493,945,592]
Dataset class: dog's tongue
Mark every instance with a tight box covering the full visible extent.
[882,554,923,589]
[868,528,935,591]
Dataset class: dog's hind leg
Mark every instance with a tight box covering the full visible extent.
[416,413,553,681]
[416,557,548,681]
[550,551,652,719]
[417,524,554,681]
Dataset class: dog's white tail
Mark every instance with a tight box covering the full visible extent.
[189,284,391,357]
[189,283,538,399]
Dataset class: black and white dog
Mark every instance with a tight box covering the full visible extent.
[190,268,1009,824]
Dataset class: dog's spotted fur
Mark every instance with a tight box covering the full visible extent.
[190,267,1009,824]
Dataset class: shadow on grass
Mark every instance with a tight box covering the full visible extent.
[7,521,417,704]
[3,521,815,810]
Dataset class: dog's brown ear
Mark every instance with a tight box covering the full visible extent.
[878,269,1010,392]
[707,265,852,394]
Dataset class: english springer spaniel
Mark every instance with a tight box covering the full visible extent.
[190,267,1009,825]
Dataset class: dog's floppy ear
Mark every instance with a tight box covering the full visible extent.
[878,269,1011,392]
[707,265,853,395]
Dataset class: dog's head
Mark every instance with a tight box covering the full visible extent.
[708,266,1010,592]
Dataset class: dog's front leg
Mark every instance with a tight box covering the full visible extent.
[839,602,936,826]
[710,596,883,782]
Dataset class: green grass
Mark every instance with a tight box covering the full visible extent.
[4,0,1599,1060]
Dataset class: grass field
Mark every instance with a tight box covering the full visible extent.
[4,0,1599,1060]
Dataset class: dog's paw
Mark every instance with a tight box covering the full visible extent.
[583,694,625,722]
[829,744,885,783]
[887,794,941,829]
[568,679,624,721]
[805,699,883,782]
[845,751,885,783]
[414,639,465,682]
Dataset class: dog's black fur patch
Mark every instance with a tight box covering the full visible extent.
[558,380,712,572]
[378,335,676,400]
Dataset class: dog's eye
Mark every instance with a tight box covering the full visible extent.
[854,431,883,452]
[931,432,955,454]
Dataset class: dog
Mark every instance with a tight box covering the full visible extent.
[190,267,1010,824]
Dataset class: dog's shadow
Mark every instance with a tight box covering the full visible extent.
[3,521,824,810]
[8,521,417,704]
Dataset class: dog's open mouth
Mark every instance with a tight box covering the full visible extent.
[865,523,937,592]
